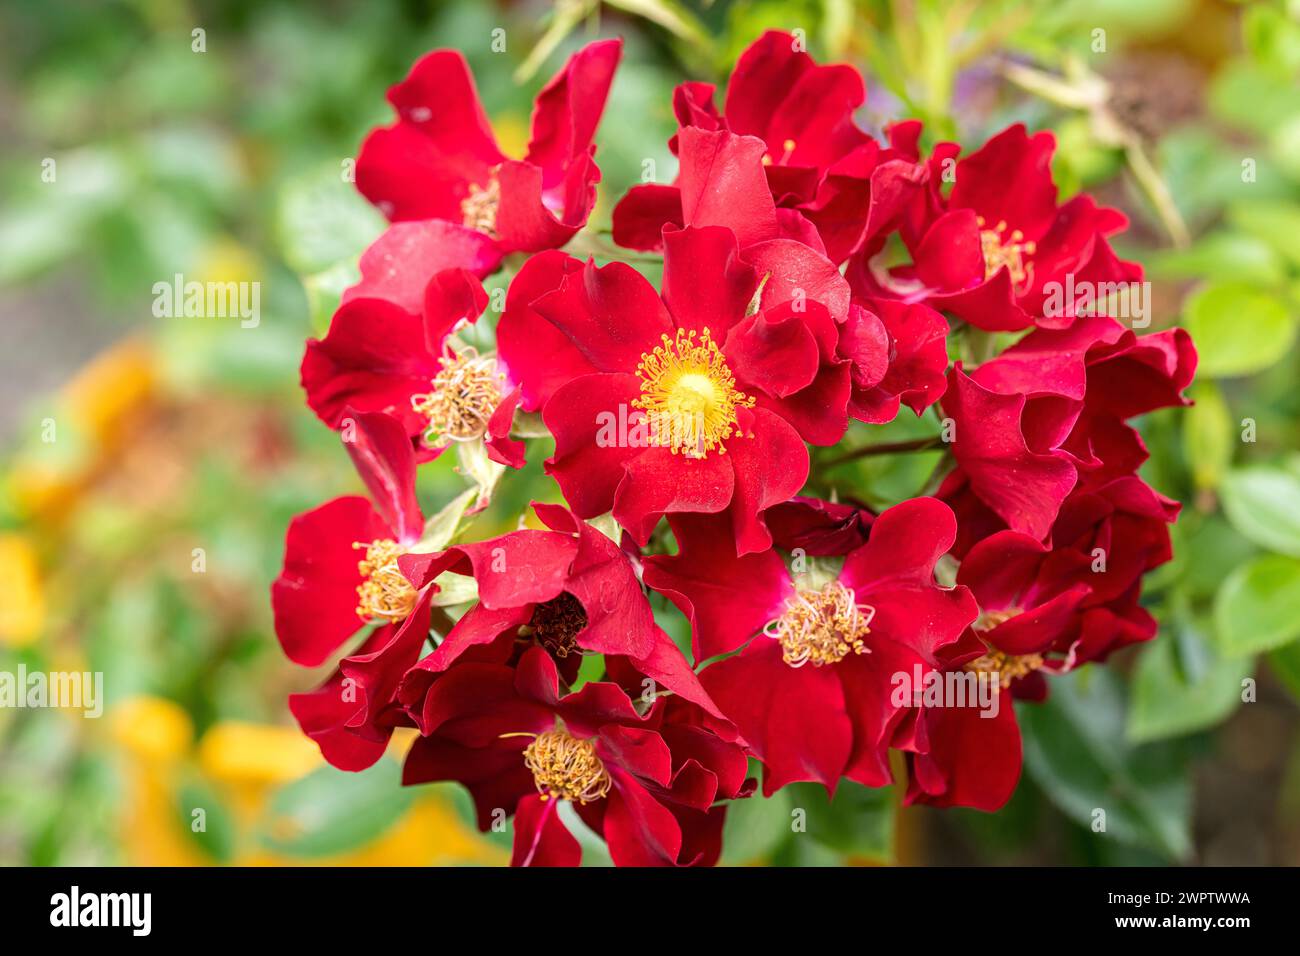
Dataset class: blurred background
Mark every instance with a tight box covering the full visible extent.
[1,0,1297,866]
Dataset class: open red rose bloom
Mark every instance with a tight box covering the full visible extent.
[272,31,1195,865]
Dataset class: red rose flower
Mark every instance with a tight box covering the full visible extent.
[401,646,750,866]
[356,39,620,255]
[395,502,728,722]
[851,124,1140,331]
[644,497,977,794]
[763,494,875,556]
[901,659,1023,812]
[613,32,924,263]
[839,297,950,424]
[302,267,524,468]
[499,224,855,554]
[271,410,433,770]
[939,314,1195,542]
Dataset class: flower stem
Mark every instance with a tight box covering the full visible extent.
[820,436,945,468]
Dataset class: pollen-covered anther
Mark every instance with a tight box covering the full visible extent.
[764,579,875,668]
[523,729,611,804]
[964,647,1044,689]
[411,347,504,448]
[461,172,501,238]
[525,592,589,659]
[976,215,1036,288]
[632,327,755,458]
[353,538,416,622]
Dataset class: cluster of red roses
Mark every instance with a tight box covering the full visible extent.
[272,32,1195,865]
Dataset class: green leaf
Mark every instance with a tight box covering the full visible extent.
[1145,232,1285,287]
[1128,618,1252,743]
[1209,61,1300,138]
[1182,282,1296,378]
[456,438,507,512]
[178,779,238,863]
[1182,381,1233,491]
[555,801,614,867]
[302,258,360,337]
[1267,639,1300,703]
[1228,201,1300,270]
[408,487,480,555]
[1243,3,1300,77]
[720,786,793,865]
[259,761,414,858]
[513,0,594,83]
[603,0,714,51]
[784,780,895,863]
[275,165,385,276]
[429,572,479,608]
[1220,466,1300,557]
[1019,668,1192,861]
[1214,554,1300,655]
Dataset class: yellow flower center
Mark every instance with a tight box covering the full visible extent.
[410,348,504,448]
[524,592,589,659]
[632,327,754,458]
[353,539,416,623]
[963,647,1044,689]
[461,173,501,238]
[977,216,1036,288]
[764,579,874,668]
[523,729,611,804]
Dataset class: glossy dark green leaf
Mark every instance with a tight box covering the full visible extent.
[1019,668,1192,861]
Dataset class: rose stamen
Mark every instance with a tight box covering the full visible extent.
[632,327,754,458]
[976,216,1036,289]
[964,646,1044,689]
[353,538,416,622]
[410,347,504,448]
[461,172,501,237]
[522,729,611,804]
[764,579,875,668]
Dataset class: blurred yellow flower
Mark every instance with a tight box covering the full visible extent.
[109,695,193,764]
[0,533,45,647]
[106,701,504,866]
[8,339,156,524]
[194,237,261,287]
[197,721,321,786]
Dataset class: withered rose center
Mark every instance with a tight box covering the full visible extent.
[523,729,611,804]
[528,592,589,658]
[633,327,754,458]
[765,579,874,668]
[977,216,1036,288]
[410,348,504,448]
[353,538,416,622]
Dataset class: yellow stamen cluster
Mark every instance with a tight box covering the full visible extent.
[964,648,1044,689]
[461,174,501,237]
[353,539,416,622]
[632,327,754,458]
[764,580,875,668]
[523,729,611,804]
[526,592,589,659]
[410,348,504,449]
[977,216,1036,288]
